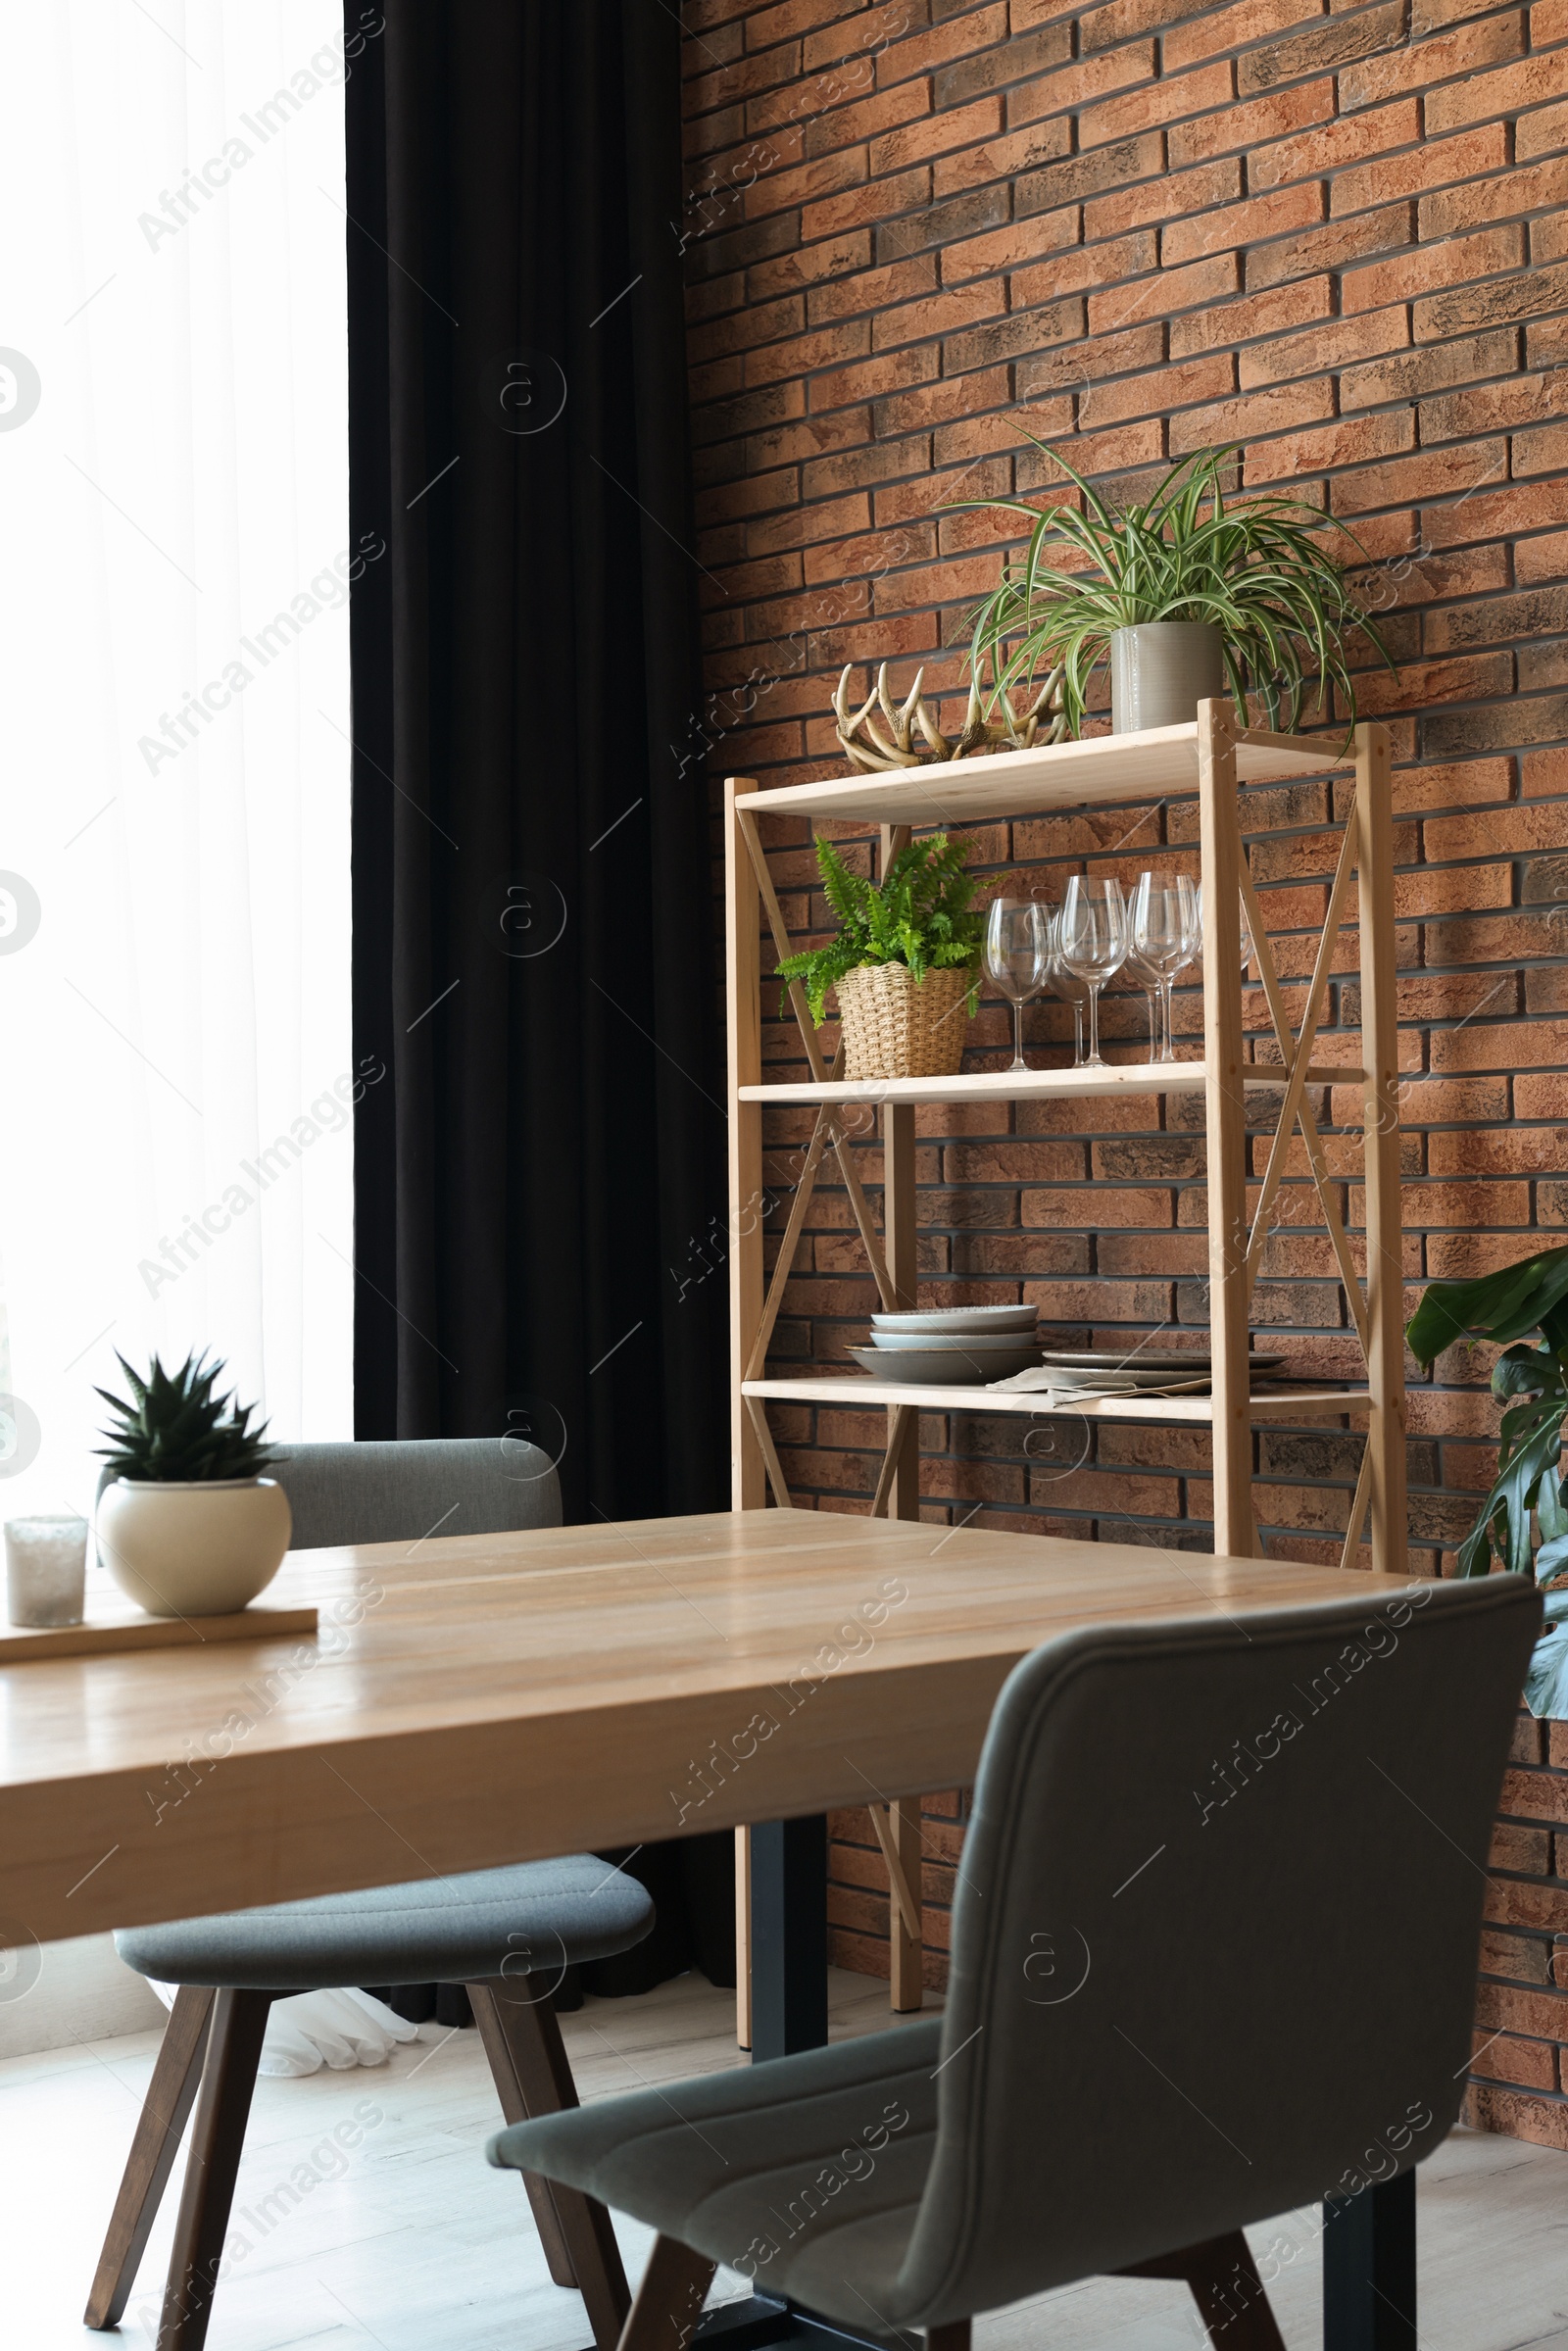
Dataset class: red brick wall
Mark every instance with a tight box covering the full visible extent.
[679,0,1568,2133]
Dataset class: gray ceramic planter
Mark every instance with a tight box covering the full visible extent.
[1109,621,1226,733]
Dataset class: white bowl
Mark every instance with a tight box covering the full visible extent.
[97,1477,292,1617]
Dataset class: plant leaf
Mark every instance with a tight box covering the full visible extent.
[1407,1246,1568,1363]
[1535,1534,1568,1584]
[1523,1611,1568,1718]
[1455,1409,1564,1578]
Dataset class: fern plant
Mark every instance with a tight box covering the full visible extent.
[775,833,989,1026]
[96,1351,276,1484]
[1407,1249,1568,1717]
[947,434,1395,739]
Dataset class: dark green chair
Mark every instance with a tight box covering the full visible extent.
[89,1439,652,2351]
[490,1576,1538,2351]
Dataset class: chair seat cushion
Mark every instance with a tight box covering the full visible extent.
[489,2017,943,2335]
[116,1856,654,1990]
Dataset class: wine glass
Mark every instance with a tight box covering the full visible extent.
[1057,876,1129,1068]
[1123,945,1162,1065]
[1193,882,1254,973]
[1043,906,1091,1066]
[985,898,1050,1073]
[1130,872,1199,1063]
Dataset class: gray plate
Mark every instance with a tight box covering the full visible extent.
[871,1304,1038,1335]
[850,1344,1042,1386]
[1036,1347,1285,1372]
[1043,1363,1213,1394]
[871,1328,1043,1353]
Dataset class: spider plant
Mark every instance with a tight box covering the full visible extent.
[1406,1248,1568,1717]
[947,435,1395,738]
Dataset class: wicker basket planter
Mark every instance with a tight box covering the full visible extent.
[835,960,972,1080]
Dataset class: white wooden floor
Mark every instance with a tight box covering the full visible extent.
[6,1967,1567,2351]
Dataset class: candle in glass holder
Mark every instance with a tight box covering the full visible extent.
[5,1516,89,1628]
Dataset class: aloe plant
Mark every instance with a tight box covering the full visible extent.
[96,1350,276,1484]
[947,435,1395,739]
[1407,1249,1568,1716]
[774,833,988,1027]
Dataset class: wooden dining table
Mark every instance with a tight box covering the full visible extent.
[0,1505,1419,2348]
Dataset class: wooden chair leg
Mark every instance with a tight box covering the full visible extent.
[467,1979,578,2287]
[154,1987,272,2351]
[474,1976,632,2351]
[1119,2229,1285,2350]
[620,2233,717,2351]
[84,1985,216,2328]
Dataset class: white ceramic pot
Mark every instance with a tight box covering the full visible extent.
[1109,621,1226,732]
[97,1478,292,1618]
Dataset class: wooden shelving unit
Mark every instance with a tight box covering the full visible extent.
[724,702,1405,2024]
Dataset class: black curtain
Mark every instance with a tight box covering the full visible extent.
[344,0,733,2006]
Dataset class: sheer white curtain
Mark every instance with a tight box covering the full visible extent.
[0,3,414,2077]
[0,1,361,1524]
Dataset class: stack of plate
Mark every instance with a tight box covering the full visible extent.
[850,1303,1042,1386]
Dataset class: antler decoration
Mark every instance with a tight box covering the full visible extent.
[833,661,1068,772]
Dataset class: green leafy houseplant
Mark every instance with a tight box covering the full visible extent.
[96,1350,276,1483]
[774,833,988,1026]
[949,437,1395,739]
[1407,1249,1568,1716]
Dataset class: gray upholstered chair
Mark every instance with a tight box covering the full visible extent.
[491,1575,1539,2351]
[89,1439,651,2351]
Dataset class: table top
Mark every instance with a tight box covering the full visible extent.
[0,1508,1406,1945]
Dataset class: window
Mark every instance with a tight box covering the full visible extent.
[0,4,357,1518]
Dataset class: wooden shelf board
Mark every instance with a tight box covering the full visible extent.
[733,721,1353,826]
[743,1376,1372,1423]
[740,1061,1364,1105]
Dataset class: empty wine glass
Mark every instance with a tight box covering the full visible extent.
[1057,876,1129,1068]
[1043,906,1091,1066]
[1124,945,1162,1065]
[1131,872,1199,1063]
[985,898,1050,1072]
[1193,881,1254,973]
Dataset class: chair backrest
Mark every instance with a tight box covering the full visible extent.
[265,1438,562,1548]
[98,1437,563,1548]
[897,1573,1540,2326]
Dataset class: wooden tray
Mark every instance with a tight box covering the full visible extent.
[0,1598,318,1664]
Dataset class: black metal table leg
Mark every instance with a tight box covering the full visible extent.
[689,1816,884,2351]
[1323,2171,1416,2350]
[749,1814,828,2063]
